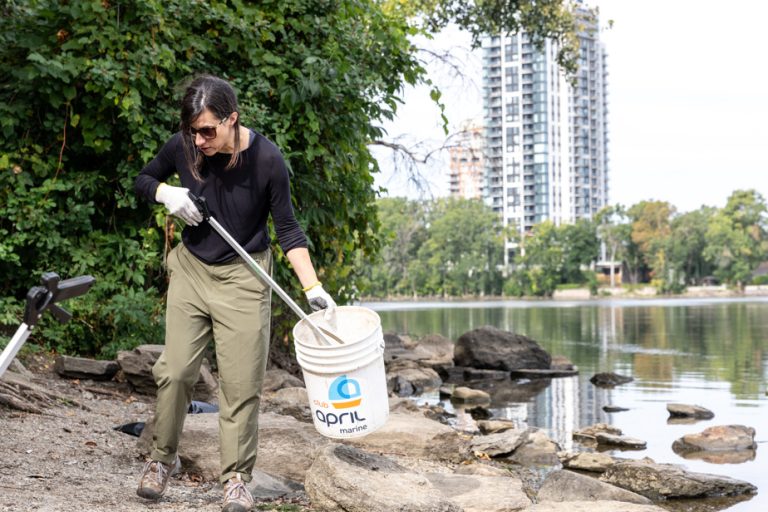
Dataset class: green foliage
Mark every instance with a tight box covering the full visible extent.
[660,207,715,290]
[703,189,768,288]
[355,197,428,297]
[361,192,767,299]
[506,219,598,297]
[0,0,427,356]
[559,219,599,283]
[359,197,504,297]
[392,0,590,75]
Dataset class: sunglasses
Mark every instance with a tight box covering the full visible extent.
[188,117,228,140]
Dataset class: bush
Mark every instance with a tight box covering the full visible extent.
[0,0,424,358]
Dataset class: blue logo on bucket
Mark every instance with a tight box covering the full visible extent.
[329,375,362,409]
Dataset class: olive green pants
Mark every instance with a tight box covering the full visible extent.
[150,243,272,484]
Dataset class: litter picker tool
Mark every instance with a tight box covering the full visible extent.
[0,272,95,378]
[188,192,345,346]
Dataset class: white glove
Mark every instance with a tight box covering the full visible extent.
[155,184,203,226]
[305,284,336,318]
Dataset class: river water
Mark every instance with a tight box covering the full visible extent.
[361,297,768,511]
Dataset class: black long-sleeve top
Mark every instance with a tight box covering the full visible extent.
[134,130,308,264]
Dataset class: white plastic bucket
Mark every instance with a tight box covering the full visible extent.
[292,306,389,439]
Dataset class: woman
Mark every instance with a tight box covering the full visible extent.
[134,75,334,512]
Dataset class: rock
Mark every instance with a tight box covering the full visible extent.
[388,396,422,414]
[573,423,622,443]
[666,416,703,425]
[470,428,528,457]
[388,375,415,396]
[559,451,615,473]
[139,411,329,482]
[256,412,331,482]
[508,429,560,466]
[116,344,217,400]
[426,472,532,512]
[412,334,455,367]
[675,448,757,464]
[602,405,629,412]
[262,368,304,392]
[435,365,466,383]
[346,411,470,463]
[454,326,551,371]
[485,378,552,405]
[453,463,511,477]
[594,432,647,449]
[672,425,756,453]
[305,444,462,512]
[8,359,32,377]
[537,469,652,504]
[249,468,305,501]
[386,359,442,396]
[384,332,417,350]
[589,372,633,387]
[438,385,454,398]
[54,355,119,380]
[451,386,491,403]
[476,419,518,435]
[466,405,492,420]
[261,386,312,422]
[523,501,667,511]
[463,368,510,381]
[550,355,575,370]
[383,332,407,349]
[509,368,578,379]
[600,459,757,499]
[424,405,455,425]
[383,333,419,365]
[666,403,715,419]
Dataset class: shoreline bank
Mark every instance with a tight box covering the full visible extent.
[358,285,768,304]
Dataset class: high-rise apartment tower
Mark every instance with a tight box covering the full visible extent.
[482,7,609,261]
[449,119,484,199]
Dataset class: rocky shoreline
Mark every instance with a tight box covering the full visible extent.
[0,325,760,512]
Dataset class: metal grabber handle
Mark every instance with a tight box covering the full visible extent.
[187,192,344,346]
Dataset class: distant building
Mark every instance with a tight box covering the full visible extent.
[481,5,609,262]
[448,119,484,199]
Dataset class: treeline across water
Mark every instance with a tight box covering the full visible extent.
[356,189,768,298]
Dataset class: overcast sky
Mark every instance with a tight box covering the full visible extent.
[372,0,768,213]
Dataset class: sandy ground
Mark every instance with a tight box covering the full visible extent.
[0,355,309,512]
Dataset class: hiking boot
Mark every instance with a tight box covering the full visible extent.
[136,455,180,500]
[222,473,254,512]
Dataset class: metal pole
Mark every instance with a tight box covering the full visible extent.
[206,216,344,346]
[0,324,33,378]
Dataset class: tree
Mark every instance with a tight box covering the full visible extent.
[595,205,631,288]
[559,218,599,284]
[394,0,591,75]
[704,190,768,289]
[628,200,675,283]
[513,221,564,296]
[410,198,504,297]
[664,207,715,288]
[0,0,424,358]
[0,0,591,359]
[358,198,427,298]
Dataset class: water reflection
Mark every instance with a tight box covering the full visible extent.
[369,298,768,512]
[673,448,757,465]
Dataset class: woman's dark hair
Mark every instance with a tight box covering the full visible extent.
[179,75,242,179]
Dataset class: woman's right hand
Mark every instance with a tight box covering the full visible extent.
[155,184,203,226]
